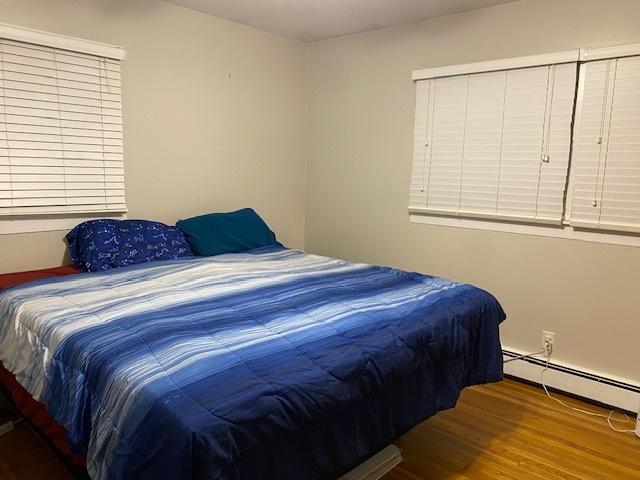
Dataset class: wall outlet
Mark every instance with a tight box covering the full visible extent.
[542,331,555,353]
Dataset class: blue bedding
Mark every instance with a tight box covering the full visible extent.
[0,247,505,479]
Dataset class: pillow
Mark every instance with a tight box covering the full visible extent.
[176,208,280,256]
[67,219,192,272]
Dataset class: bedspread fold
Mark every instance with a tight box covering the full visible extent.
[0,248,505,480]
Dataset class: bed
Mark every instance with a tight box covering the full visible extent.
[0,246,505,480]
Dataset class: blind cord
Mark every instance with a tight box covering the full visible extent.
[540,350,636,434]
[502,350,547,364]
[504,349,636,434]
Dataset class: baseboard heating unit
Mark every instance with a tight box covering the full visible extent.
[340,445,402,480]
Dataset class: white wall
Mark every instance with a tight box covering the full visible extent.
[306,0,640,385]
[0,0,308,273]
[1,0,638,389]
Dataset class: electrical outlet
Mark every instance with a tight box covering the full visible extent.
[542,331,555,353]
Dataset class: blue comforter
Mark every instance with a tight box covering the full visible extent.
[0,247,505,479]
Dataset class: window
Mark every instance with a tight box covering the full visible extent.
[409,45,640,243]
[567,55,640,234]
[409,54,578,224]
[0,24,126,224]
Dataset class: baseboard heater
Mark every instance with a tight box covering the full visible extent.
[340,445,402,480]
[502,349,640,414]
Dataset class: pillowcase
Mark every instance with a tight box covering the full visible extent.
[67,219,192,272]
[176,208,281,256]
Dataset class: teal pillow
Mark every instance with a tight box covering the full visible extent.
[176,208,281,256]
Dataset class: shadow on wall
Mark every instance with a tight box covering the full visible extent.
[61,239,72,267]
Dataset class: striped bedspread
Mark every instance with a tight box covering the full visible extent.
[0,247,505,480]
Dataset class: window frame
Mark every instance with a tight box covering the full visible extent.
[410,43,640,247]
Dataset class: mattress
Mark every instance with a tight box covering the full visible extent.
[0,247,505,479]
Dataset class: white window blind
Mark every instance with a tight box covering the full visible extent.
[568,55,640,233]
[0,37,125,216]
[409,62,577,224]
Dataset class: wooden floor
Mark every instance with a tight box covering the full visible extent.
[0,421,75,480]
[384,379,640,480]
[0,379,638,479]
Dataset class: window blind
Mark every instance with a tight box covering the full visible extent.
[568,55,640,233]
[0,37,125,216]
[409,62,577,224]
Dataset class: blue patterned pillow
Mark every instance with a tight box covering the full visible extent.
[67,219,192,272]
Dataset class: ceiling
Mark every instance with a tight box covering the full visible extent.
[165,0,517,42]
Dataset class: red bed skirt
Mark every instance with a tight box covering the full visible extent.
[0,363,85,466]
[0,265,78,290]
[0,264,84,466]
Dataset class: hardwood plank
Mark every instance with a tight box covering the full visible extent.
[384,379,640,480]
[0,421,74,480]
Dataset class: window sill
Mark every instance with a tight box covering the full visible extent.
[409,213,640,247]
[0,213,128,235]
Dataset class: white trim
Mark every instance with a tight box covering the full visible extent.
[0,209,128,218]
[409,207,562,225]
[502,347,640,413]
[0,23,126,60]
[411,42,640,82]
[409,213,640,247]
[340,445,402,480]
[580,42,640,62]
[570,220,640,235]
[412,50,579,81]
[0,213,127,235]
